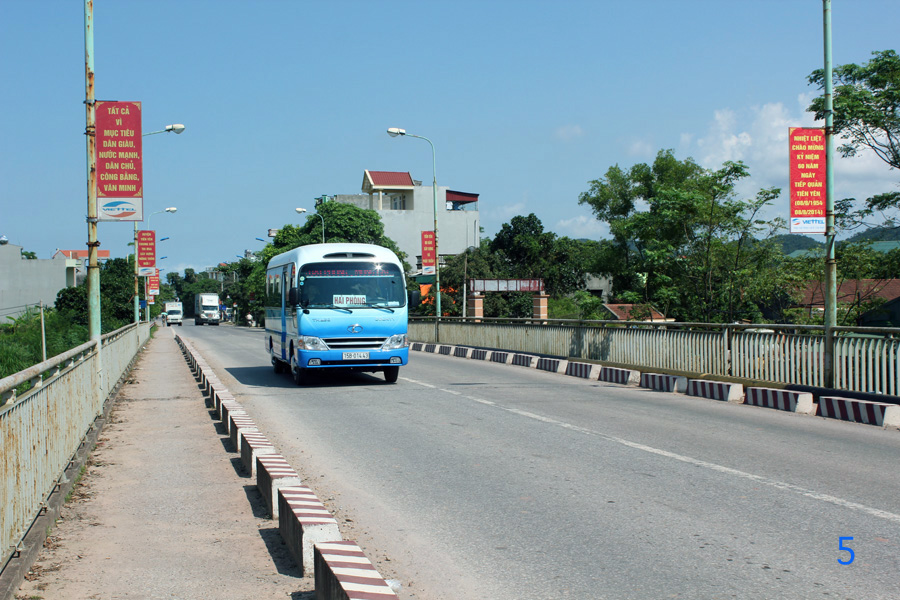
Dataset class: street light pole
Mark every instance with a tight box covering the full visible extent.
[84,0,101,346]
[141,207,176,322]
[387,127,441,321]
[296,208,325,243]
[138,125,185,322]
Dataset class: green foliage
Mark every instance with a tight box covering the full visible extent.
[54,257,137,332]
[0,307,88,381]
[808,50,900,231]
[808,49,900,170]
[578,149,788,323]
[548,291,605,320]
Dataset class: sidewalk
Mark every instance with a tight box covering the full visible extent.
[15,330,309,600]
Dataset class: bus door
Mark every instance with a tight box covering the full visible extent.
[281,264,289,359]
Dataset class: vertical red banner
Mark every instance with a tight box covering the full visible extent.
[137,230,156,271]
[789,127,826,233]
[421,231,436,275]
[96,101,143,221]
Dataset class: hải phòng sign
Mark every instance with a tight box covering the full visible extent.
[789,127,826,234]
[96,101,143,221]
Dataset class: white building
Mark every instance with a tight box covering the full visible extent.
[331,170,480,273]
[0,242,80,320]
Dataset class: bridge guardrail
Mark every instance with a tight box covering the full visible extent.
[0,322,151,575]
[410,318,900,396]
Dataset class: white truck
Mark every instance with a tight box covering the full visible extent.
[194,293,221,326]
[164,301,183,326]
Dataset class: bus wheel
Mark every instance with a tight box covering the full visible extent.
[272,357,284,374]
[292,365,308,386]
[383,366,399,383]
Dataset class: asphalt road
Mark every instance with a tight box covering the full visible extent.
[176,321,900,600]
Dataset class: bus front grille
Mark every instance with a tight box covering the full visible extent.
[324,337,387,350]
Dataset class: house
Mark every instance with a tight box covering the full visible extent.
[52,249,111,285]
[330,170,480,273]
[798,279,900,309]
[602,303,672,322]
[797,279,900,326]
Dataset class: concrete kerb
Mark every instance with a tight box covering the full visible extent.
[598,366,641,386]
[256,455,304,519]
[565,361,600,380]
[315,541,400,600]
[639,372,688,393]
[278,486,342,577]
[173,335,369,594]
[687,379,744,403]
[239,430,277,477]
[746,387,816,415]
[819,396,900,429]
[228,415,256,446]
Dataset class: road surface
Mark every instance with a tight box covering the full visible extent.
[177,322,900,599]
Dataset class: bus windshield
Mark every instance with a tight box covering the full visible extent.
[298,261,406,309]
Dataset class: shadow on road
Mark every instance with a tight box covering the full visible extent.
[226,366,393,389]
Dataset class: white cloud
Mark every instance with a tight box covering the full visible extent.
[626,138,655,158]
[683,101,897,209]
[555,214,609,240]
[555,124,584,141]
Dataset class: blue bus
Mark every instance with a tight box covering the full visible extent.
[264,243,417,384]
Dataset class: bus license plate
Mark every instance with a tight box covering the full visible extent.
[342,352,369,360]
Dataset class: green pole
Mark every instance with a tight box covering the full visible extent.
[84,0,101,342]
[823,0,836,388]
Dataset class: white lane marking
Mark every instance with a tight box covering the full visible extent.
[400,377,900,525]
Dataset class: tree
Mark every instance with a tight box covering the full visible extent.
[578,150,787,323]
[55,257,138,331]
[808,50,900,229]
[489,213,599,297]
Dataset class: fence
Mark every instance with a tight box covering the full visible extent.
[0,322,151,573]
[410,319,900,396]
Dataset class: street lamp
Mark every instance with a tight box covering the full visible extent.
[296,208,325,243]
[387,127,441,320]
[143,123,186,136]
[139,123,185,323]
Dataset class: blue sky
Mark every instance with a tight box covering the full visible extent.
[2,1,898,275]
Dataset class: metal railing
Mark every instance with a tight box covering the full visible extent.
[0,322,151,571]
[410,318,900,396]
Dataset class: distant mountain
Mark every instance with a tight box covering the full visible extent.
[770,234,823,255]
[845,227,900,243]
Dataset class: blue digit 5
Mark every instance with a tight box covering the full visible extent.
[838,537,854,565]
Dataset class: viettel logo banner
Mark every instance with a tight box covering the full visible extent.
[100,200,138,219]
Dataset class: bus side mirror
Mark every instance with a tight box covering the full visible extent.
[288,287,300,306]
[408,290,421,309]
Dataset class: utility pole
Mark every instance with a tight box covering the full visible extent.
[822,0,836,388]
[84,0,104,400]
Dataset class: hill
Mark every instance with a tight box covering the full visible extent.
[770,234,823,255]
[845,226,900,243]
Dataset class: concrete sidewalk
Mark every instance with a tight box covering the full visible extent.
[15,329,309,600]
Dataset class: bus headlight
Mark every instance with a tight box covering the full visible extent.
[380,334,408,351]
[298,336,328,351]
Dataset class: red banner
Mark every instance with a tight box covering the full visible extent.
[137,230,156,269]
[789,127,826,233]
[96,101,143,222]
[421,231,436,275]
[148,275,160,296]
